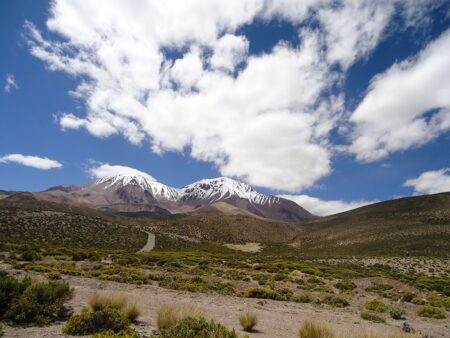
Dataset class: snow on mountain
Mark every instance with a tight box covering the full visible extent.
[180,177,280,206]
[93,174,181,201]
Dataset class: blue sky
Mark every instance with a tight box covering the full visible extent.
[0,0,449,215]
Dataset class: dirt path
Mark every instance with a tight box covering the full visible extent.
[137,232,155,253]
[1,266,449,338]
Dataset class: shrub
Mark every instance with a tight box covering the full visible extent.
[0,322,4,336]
[417,305,446,319]
[5,280,73,325]
[239,312,258,332]
[91,329,141,338]
[157,304,203,330]
[157,317,238,338]
[123,303,141,323]
[411,297,427,305]
[319,295,349,308]
[427,295,450,310]
[0,272,31,317]
[47,271,62,280]
[360,312,385,323]
[21,250,41,262]
[401,292,415,303]
[334,280,356,291]
[364,299,388,313]
[389,307,406,320]
[63,308,130,335]
[298,321,334,338]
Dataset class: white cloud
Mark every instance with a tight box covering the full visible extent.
[349,28,450,162]
[25,0,446,192]
[88,163,156,182]
[404,168,450,195]
[210,34,249,72]
[0,154,62,170]
[4,74,18,93]
[279,194,376,216]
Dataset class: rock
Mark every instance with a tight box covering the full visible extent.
[257,300,267,306]
[402,322,415,334]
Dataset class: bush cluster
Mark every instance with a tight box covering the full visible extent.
[0,271,73,326]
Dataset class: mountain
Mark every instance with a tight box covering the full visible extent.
[292,192,450,256]
[31,174,315,223]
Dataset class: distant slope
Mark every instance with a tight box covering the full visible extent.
[0,198,146,250]
[292,192,450,256]
[149,214,304,243]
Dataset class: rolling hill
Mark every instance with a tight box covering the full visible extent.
[292,192,450,256]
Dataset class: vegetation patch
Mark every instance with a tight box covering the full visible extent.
[156,317,238,338]
[360,311,385,323]
[63,308,130,335]
[156,304,204,330]
[417,305,446,319]
[0,271,73,326]
[364,299,388,313]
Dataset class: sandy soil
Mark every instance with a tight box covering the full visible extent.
[1,265,449,338]
[224,242,264,253]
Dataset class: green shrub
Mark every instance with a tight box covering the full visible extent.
[427,296,450,310]
[63,308,130,335]
[389,307,406,320]
[417,305,446,319]
[5,280,73,325]
[334,280,356,291]
[47,271,62,280]
[91,329,141,338]
[0,272,31,317]
[157,317,238,338]
[319,295,349,308]
[364,299,388,313]
[411,297,427,305]
[239,312,258,332]
[360,312,385,323]
[21,250,41,262]
[400,291,415,302]
[298,321,334,338]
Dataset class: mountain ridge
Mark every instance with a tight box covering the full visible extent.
[19,174,316,223]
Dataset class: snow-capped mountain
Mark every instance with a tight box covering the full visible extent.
[36,174,316,223]
[95,174,181,201]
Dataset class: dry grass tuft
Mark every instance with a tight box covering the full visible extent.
[239,311,258,332]
[298,321,335,338]
[156,304,204,330]
[88,293,141,322]
[89,293,127,312]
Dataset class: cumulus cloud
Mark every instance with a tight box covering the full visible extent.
[4,74,18,93]
[25,0,445,192]
[404,168,450,195]
[0,154,62,170]
[279,194,376,216]
[349,28,450,162]
[88,163,156,182]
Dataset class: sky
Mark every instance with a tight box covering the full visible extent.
[0,0,449,216]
